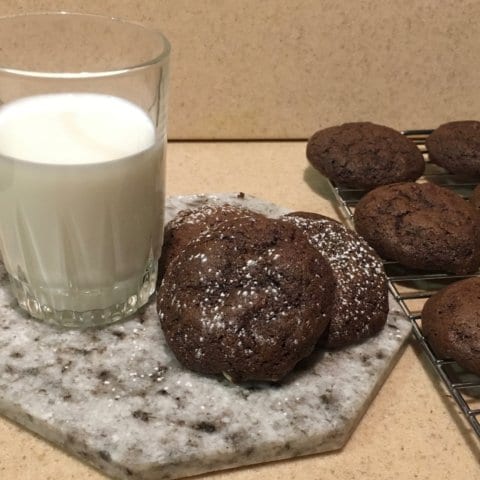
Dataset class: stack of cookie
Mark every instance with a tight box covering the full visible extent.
[157,203,389,383]
[307,120,480,376]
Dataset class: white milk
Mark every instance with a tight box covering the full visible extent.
[0,93,165,313]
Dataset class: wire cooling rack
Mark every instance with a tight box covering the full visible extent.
[328,129,480,440]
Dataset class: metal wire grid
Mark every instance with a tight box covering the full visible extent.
[328,129,480,440]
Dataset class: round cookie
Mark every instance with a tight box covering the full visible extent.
[306,122,425,190]
[470,184,480,209]
[157,215,335,383]
[158,204,265,280]
[353,182,480,275]
[426,121,480,176]
[422,277,480,376]
[284,212,388,349]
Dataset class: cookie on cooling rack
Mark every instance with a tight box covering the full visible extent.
[422,277,480,376]
[283,212,388,349]
[470,184,480,209]
[306,122,425,190]
[157,215,335,383]
[426,121,480,176]
[353,182,480,275]
[158,204,266,280]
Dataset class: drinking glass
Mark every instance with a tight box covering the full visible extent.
[0,12,170,328]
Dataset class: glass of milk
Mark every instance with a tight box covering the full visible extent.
[0,13,170,328]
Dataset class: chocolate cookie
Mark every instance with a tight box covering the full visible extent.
[353,182,480,274]
[157,215,335,383]
[158,204,265,280]
[470,184,480,209]
[284,212,388,349]
[422,277,480,376]
[306,122,425,190]
[426,121,480,176]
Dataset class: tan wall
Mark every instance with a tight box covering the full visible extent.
[0,0,478,139]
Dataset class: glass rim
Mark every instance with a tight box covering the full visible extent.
[0,11,171,79]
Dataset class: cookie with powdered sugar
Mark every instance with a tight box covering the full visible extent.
[158,203,266,281]
[157,214,335,383]
[284,212,388,349]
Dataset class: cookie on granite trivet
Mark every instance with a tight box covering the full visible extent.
[422,277,480,376]
[426,121,480,176]
[158,204,266,280]
[470,184,480,209]
[283,212,388,349]
[353,182,480,274]
[157,215,335,383]
[306,122,425,190]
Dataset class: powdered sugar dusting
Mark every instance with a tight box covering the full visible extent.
[284,214,388,348]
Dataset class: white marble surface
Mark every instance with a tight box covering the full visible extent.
[0,194,411,480]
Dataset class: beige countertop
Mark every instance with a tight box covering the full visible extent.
[1,141,479,479]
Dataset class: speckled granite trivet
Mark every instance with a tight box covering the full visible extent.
[0,194,411,480]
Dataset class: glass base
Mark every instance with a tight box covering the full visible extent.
[9,260,158,329]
